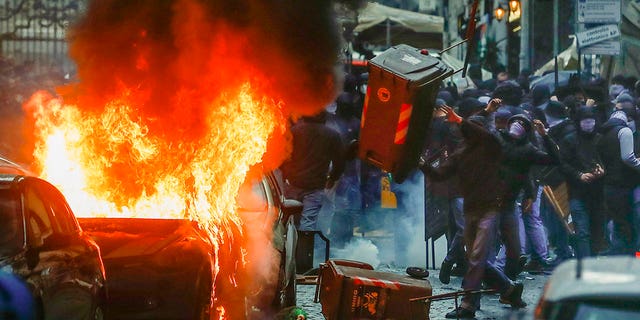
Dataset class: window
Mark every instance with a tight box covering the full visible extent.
[25,186,53,247]
[37,182,79,235]
[0,189,23,257]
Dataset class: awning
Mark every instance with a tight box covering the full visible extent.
[353,2,444,49]
[533,38,579,77]
[354,2,443,34]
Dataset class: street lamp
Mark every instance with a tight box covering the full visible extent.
[494,0,520,22]
[509,0,520,12]
[494,6,506,21]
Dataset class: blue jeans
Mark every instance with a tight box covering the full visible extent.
[461,210,512,311]
[633,187,640,252]
[540,193,572,260]
[284,184,325,231]
[603,185,636,255]
[444,197,465,265]
[569,198,592,258]
[496,191,550,270]
[491,202,522,279]
[521,187,549,261]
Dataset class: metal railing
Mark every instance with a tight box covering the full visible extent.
[0,0,85,75]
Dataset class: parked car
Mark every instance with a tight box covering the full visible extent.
[509,256,640,320]
[78,171,301,320]
[0,170,107,319]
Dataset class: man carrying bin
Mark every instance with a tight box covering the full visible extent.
[420,99,526,319]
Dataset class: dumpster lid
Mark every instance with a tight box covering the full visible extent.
[370,44,441,80]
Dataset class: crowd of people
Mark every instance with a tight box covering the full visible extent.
[280,67,640,318]
[421,71,640,318]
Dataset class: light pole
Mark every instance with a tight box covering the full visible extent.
[493,0,522,75]
[519,0,530,73]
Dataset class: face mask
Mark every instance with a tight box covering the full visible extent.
[629,120,636,133]
[508,121,526,140]
[580,118,596,133]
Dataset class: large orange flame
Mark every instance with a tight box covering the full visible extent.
[26,83,286,224]
[19,0,346,317]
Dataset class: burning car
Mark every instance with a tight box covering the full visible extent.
[16,1,355,319]
[0,164,107,319]
[78,171,300,320]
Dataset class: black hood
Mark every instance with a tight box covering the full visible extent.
[531,84,550,106]
[575,106,596,121]
[600,117,627,134]
[507,114,533,133]
[575,107,599,137]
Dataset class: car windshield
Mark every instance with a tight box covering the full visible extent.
[0,188,23,258]
[573,302,640,319]
[549,300,640,320]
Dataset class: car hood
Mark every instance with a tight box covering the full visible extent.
[78,218,205,259]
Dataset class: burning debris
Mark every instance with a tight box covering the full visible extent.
[17,0,363,318]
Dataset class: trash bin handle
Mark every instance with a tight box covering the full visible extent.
[314,263,326,303]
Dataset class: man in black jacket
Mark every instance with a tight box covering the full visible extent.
[281,111,345,231]
[598,106,640,255]
[421,101,526,319]
[424,99,465,284]
[541,101,576,262]
[490,113,559,280]
[281,111,345,273]
[559,106,605,257]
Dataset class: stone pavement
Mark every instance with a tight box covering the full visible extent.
[296,267,550,320]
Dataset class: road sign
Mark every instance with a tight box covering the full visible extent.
[576,24,620,47]
[577,0,621,24]
[581,39,621,55]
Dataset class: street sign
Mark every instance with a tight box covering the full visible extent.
[576,24,620,47]
[577,0,621,24]
[581,39,621,55]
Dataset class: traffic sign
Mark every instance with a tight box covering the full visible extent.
[577,0,621,24]
[581,39,621,55]
[576,24,620,47]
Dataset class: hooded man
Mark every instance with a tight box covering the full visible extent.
[558,106,605,257]
[492,81,525,116]
[421,100,526,319]
[424,99,465,284]
[598,105,640,255]
[488,113,559,280]
[538,100,575,262]
[530,84,551,125]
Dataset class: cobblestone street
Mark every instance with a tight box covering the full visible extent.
[296,266,550,319]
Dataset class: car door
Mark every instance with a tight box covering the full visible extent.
[0,186,25,261]
[23,178,105,319]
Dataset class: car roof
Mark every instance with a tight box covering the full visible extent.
[542,257,640,302]
[0,157,33,176]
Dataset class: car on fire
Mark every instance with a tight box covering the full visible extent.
[0,159,107,319]
[78,171,301,320]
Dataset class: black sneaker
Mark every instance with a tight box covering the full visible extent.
[525,258,556,274]
[523,259,542,272]
[445,306,476,319]
[450,263,467,277]
[439,259,454,284]
[499,282,527,308]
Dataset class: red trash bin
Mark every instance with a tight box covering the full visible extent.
[317,259,432,320]
[358,44,453,183]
